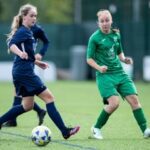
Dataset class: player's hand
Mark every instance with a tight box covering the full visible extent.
[124,57,133,64]
[99,65,108,73]
[19,51,28,60]
[35,53,42,61]
[35,60,49,70]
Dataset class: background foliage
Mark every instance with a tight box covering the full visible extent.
[0,0,74,23]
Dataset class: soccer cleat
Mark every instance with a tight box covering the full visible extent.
[63,126,80,139]
[37,109,46,125]
[144,128,150,138]
[2,120,17,127]
[91,126,103,139]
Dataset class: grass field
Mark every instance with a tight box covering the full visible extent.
[0,81,150,150]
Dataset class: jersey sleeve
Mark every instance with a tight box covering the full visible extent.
[8,28,31,48]
[36,27,49,56]
[86,35,96,59]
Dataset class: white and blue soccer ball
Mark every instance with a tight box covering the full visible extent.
[31,125,51,146]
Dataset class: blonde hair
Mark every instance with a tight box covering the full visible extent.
[7,4,37,42]
[97,9,120,33]
[97,9,112,22]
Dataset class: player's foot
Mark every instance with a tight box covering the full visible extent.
[91,126,103,139]
[144,128,150,138]
[37,109,46,125]
[63,126,80,139]
[2,120,17,127]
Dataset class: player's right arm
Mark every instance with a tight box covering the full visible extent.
[8,27,30,59]
[87,58,107,73]
[9,44,28,59]
[86,35,107,73]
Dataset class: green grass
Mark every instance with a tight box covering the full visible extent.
[0,81,150,150]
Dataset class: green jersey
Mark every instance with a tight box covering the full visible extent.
[87,29,124,74]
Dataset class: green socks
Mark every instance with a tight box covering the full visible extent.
[94,108,147,133]
[94,109,110,129]
[133,108,147,133]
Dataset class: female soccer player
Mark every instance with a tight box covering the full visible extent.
[0,4,80,139]
[3,23,50,127]
[87,9,150,139]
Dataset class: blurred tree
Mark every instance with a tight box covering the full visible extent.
[0,0,74,23]
[38,0,74,23]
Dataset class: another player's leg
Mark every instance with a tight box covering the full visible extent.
[33,102,46,125]
[3,96,22,127]
[0,105,25,129]
[91,109,110,139]
[133,108,150,138]
[0,97,34,129]
[3,96,46,126]
[126,95,150,138]
[91,96,119,139]
[38,89,80,139]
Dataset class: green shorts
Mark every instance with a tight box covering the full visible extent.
[96,72,137,104]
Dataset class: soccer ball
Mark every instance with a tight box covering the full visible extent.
[31,125,51,146]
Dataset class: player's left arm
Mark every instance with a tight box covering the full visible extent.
[35,60,49,69]
[38,28,49,57]
[117,32,133,65]
[118,52,133,64]
[35,53,43,60]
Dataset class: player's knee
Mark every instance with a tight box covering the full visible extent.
[110,102,119,110]
[106,101,119,113]
[47,94,54,101]
[43,94,55,103]
[108,98,120,110]
[23,104,34,111]
[129,95,141,109]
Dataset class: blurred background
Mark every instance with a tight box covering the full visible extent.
[0,0,150,81]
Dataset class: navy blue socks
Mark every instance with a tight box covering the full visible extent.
[0,105,26,125]
[11,96,22,122]
[13,96,22,106]
[33,102,44,114]
[13,96,43,115]
[46,102,67,135]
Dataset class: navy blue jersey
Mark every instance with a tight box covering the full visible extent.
[9,25,46,96]
[9,25,35,76]
[31,24,49,56]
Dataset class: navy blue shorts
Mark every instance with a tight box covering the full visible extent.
[13,74,47,97]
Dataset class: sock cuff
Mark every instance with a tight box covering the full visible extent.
[133,107,142,112]
[103,109,111,116]
[46,101,54,106]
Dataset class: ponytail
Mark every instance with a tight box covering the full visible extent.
[6,3,37,53]
[7,15,22,41]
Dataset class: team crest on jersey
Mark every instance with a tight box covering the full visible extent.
[101,38,106,42]
[113,36,118,42]
[107,44,115,59]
